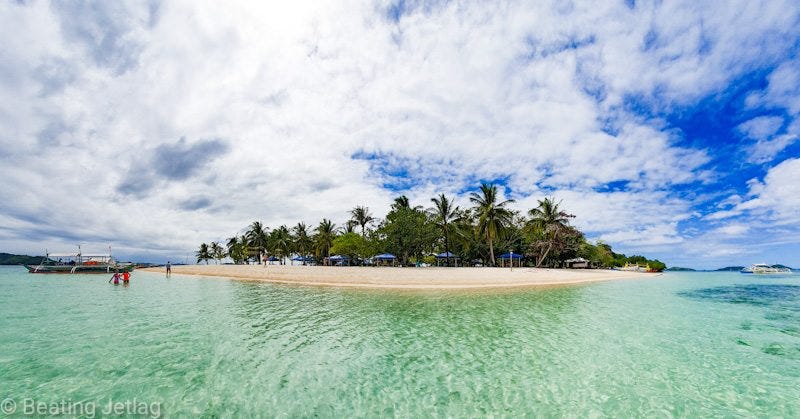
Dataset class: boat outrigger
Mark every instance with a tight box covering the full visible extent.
[25,249,133,274]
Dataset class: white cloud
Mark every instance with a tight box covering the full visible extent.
[737,116,783,140]
[714,223,749,236]
[746,134,798,164]
[735,158,800,223]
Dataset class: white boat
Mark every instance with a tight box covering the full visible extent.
[741,263,791,274]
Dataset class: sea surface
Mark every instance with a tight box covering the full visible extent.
[1,266,798,417]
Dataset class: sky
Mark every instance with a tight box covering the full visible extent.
[1,0,799,269]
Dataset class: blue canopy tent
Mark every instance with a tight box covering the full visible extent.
[291,255,313,265]
[498,252,523,268]
[435,251,459,267]
[374,253,398,266]
[267,256,279,265]
[328,254,350,266]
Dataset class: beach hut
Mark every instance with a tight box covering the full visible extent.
[435,252,459,267]
[498,252,523,268]
[374,253,398,267]
[565,257,590,269]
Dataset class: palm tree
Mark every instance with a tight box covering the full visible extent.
[469,183,515,266]
[196,243,211,264]
[225,235,250,264]
[527,197,575,267]
[393,195,411,210]
[344,220,358,234]
[350,205,374,237]
[430,193,459,266]
[226,236,239,263]
[210,241,225,264]
[393,195,423,211]
[269,225,292,264]
[314,219,338,260]
[292,222,312,265]
[246,221,269,263]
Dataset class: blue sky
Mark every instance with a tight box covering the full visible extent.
[1,1,799,268]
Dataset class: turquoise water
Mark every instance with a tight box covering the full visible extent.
[1,266,799,417]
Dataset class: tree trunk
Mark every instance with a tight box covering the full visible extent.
[536,241,553,268]
[488,235,495,266]
[443,223,451,267]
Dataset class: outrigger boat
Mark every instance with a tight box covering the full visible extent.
[25,248,133,274]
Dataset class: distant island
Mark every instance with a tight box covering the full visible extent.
[0,252,47,265]
[194,185,668,272]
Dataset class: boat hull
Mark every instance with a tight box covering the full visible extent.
[25,265,134,274]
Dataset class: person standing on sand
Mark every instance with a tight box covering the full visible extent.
[166,261,171,277]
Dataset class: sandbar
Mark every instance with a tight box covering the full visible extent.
[140,265,657,290]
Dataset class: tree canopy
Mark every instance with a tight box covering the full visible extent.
[196,183,666,271]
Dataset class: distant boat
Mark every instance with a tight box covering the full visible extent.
[616,263,659,273]
[25,249,133,274]
[740,263,791,274]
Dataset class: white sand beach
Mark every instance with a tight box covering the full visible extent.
[140,265,657,290]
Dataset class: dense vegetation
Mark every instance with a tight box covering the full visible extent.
[0,253,47,265]
[196,183,667,271]
[715,266,746,272]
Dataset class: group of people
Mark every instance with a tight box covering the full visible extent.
[108,269,131,285]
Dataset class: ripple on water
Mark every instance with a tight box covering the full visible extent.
[679,283,800,361]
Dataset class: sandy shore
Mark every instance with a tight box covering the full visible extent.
[140,264,657,290]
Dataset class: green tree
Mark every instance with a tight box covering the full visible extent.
[292,222,312,264]
[226,236,246,264]
[331,232,370,262]
[350,205,375,237]
[269,225,292,264]
[392,195,422,211]
[469,183,515,266]
[196,243,211,264]
[429,193,459,266]
[527,197,576,267]
[314,219,338,259]
[245,221,269,263]
[379,200,436,265]
[210,241,226,264]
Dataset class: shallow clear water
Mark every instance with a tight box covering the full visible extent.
[1,266,798,416]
